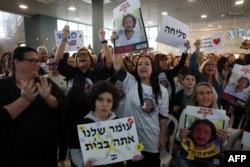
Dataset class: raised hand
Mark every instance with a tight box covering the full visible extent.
[99,28,106,41]
[194,39,201,53]
[184,40,191,52]
[110,31,118,44]
[63,25,70,39]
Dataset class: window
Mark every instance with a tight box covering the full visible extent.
[57,19,158,51]
[0,11,23,39]
[145,26,158,50]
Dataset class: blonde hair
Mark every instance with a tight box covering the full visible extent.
[188,82,218,109]
[199,59,220,84]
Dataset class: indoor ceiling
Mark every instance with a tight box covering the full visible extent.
[0,0,250,30]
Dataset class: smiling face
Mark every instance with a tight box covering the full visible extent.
[237,78,249,89]
[94,92,113,120]
[136,56,153,80]
[195,85,213,107]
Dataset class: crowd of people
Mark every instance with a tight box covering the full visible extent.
[0,24,250,167]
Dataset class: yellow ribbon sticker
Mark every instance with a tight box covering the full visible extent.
[181,137,220,160]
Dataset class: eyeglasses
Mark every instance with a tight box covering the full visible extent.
[77,53,89,58]
[22,58,39,65]
[47,63,57,66]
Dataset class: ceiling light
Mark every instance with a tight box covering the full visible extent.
[208,24,213,27]
[188,0,195,2]
[68,7,76,11]
[75,18,80,20]
[19,5,28,9]
[235,0,244,5]
[83,0,112,4]
[161,12,168,15]
[201,14,207,18]
[148,21,153,24]
[36,0,56,4]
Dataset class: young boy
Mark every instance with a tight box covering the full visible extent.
[172,72,196,121]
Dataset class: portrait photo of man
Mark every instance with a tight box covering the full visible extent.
[114,14,146,47]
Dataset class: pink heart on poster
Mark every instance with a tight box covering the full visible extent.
[213,38,220,45]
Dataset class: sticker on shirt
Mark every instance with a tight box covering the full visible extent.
[141,98,156,116]
[159,78,170,88]
[158,72,172,98]
[84,78,93,94]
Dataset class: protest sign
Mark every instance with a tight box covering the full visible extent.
[156,15,189,50]
[77,117,142,166]
[182,105,227,159]
[113,0,148,54]
[200,33,224,51]
[55,30,84,51]
[221,64,250,107]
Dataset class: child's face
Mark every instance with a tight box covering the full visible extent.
[95,92,113,120]
[238,79,249,89]
[182,75,196,89]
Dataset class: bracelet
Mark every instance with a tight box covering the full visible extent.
[62,37,68,43]
[101,40,108,44]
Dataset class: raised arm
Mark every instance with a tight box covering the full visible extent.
[99,28,112,68]
[189,39,202,77]
[55,25,70,63]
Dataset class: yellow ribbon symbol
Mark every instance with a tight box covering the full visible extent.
[181,137,220,160]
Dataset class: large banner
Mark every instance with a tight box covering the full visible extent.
[182,106,227,160]
[77,117,142,166]
[156,15,189,50]
[221,64,250,108]
[113,0,148,54]
[55,30,84,51]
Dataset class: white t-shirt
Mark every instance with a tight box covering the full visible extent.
[44,74,67,94]
[121,72,169,153]
[115,30,145,47]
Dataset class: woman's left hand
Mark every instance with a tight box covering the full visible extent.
[216,129,228,142]
[36,76,51,100]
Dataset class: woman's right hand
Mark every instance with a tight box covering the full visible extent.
[20,80,39,102]
[63,25,70,39]
[194,39,201,53]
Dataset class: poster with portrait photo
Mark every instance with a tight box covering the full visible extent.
[221,64,250,108]
[113,0,148,54]
[182,105,227,159]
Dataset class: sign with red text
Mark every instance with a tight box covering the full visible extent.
[113,0,148,54]
[77,117,142,166]
[182,106,227,160]
[156,15,189,50]
[221,64,250,108]
[55,30,84,51]
[200,33,224,51]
